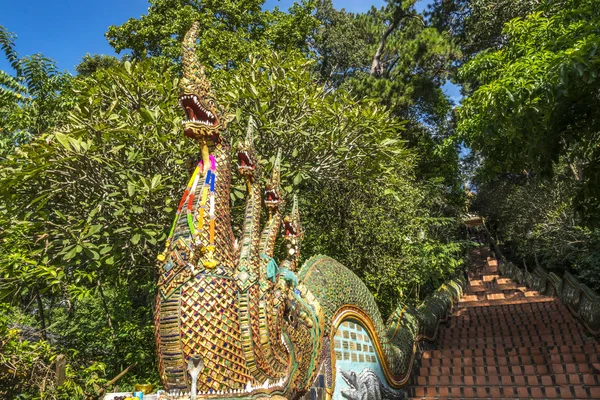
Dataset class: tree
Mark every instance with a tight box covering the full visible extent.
[216,50,409,189]
[472,165,600,292]
[308,1,463,196]
[428,0,543,61]
[456,0,600,223]
[367,0,419,77]
[105,0,316,64]
[0,58,189,384]
[303,175,470,316]
[310,0,371,86]
[0,26,73,158]
[75,54,121,76]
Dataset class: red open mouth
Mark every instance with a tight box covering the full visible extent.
[237,151,255,170]
[265,189,280,204]
[179,94,218,126]
[284,221,297,237]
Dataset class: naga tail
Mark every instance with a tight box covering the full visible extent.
[382,275,467,384]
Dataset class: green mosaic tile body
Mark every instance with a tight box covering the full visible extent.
[547,272,563,297]
[579,284,600,335]
[299,255,385,336]
[561,272,582,316]
[531,268,548,293]
[299,255,433,378]
[524,271,533,287]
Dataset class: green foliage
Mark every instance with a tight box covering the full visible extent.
[75,54,121,76]
[473,168,600,292]
[0,304,109,399]
[310,0,372,86]
[344,22,458,124]
[311,1,459,124]
[0,25,73,158]
[308,1,463,202]
[302,178,471,316]
[0,58,188,388]
[428,0,542,60]
[105,0,317,63]
[456,0,600,223]
[216,51,409,189]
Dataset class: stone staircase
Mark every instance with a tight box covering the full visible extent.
[406,248,600,399]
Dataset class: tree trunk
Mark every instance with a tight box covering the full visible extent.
[35,289,47,341]
[370,21,398,77]
[95,363,137,399]
[97,279,116,340]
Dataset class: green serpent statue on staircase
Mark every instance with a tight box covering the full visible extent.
[154,22,466,400]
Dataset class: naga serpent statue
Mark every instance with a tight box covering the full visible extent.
[155,22,466,400]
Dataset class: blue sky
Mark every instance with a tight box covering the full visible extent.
[0,0,459,99]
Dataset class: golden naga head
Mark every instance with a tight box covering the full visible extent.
[264,149,282,212]
[179,22,230,142]
[236,117,258,178]
[283,195,303,262]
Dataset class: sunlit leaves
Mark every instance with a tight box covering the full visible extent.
[0,25,73,156]
[428,0,541,59]
[0,58,188,381]
[217,51,409,189]
[301,176,471,316]
[456,0,600,223]
[105,0,316,64]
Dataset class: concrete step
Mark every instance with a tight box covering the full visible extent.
[405,384,600,399]
[420,343,600,360]
[417,361,599,377]
[457,296,556,308]
[405,252,600,399]
[436,334,588,349]
[411,372,600,387]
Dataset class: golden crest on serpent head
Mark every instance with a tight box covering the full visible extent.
[237,117,258,178]
[179,21,233,142]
